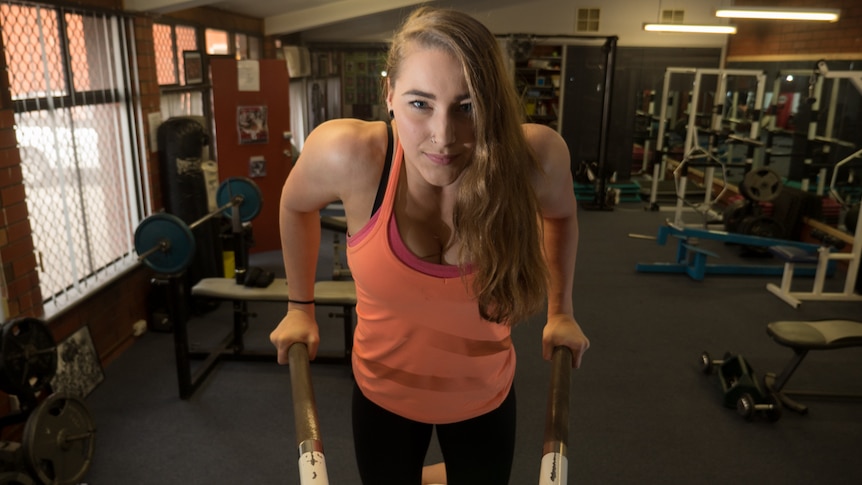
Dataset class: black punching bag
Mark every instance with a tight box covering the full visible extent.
[157,117,221,316]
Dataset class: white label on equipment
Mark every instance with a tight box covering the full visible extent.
[298,451,329,484]
[539,452,568,485]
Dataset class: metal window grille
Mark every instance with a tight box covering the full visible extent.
[661,9,685,24]
[205,28,229,55]
[153,22,198,86]
[0,1,148,315]
[576,8,600,32]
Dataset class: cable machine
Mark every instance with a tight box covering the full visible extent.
[501,33,619,211]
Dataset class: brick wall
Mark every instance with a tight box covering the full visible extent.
[726,0,862,60]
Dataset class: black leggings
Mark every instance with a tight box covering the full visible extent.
[352,384,516,485]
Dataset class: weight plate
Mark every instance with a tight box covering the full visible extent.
[23,394,96,485]
[216,177,263,223]
[134,213,195,274]
[741,168,783,202]
[846,204,859,234]
[722,199,749,233]
[0,318,57,397]
[0,472,36,485]
[745,216,784,240]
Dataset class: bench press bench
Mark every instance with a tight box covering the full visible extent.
[764,319,862,414]
[169,277,356,399]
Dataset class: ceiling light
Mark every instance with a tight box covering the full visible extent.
[643,23,737,34]
[715,7,840,22]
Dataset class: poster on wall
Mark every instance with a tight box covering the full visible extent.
[50,326,105,398]
[237,105,269,144]
[308,80,327,130]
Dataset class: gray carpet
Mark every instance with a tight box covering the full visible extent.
[80,202,862,484]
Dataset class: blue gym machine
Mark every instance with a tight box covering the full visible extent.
[635,221,833,281]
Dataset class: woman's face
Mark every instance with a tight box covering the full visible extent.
[388,44,476,188]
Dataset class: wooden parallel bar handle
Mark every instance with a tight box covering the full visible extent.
[544,346,573,455]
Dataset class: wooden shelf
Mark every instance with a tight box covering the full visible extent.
[515,44,562,128]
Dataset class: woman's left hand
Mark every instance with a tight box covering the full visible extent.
[542,314,590,368]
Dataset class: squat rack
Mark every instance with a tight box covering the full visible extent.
[648,66,767,225]
[766,61,862,307]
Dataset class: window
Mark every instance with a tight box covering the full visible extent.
[235,33,261,60]
[0,1,147,315]
[576,8,600,33]
[661,9,685,24]
[153,22,199,86]
[205,28,229,55]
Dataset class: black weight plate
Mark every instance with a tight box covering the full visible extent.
[846,204,859,234]
[216,177,263,222]
[134,213,195,274]
[741,168,783,202]
[722,199,749,233]
[746,216,784,239]
[0,317,57,396]
[23,394,96,485]
[0,471,36,485]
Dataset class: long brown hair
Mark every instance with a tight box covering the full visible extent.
[386,7,548,324]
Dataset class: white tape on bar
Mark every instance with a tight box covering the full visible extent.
[298,451,329,484]
[539,452,568,485]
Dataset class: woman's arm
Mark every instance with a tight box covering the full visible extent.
[525,124,590,368]
[270,119,384,364]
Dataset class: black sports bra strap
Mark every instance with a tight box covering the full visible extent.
[371,123,394,216]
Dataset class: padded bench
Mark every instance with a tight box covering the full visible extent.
[169,277,356,399]
[763,319,862,414]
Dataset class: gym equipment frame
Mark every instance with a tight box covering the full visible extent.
[134,178,357,399]
[766,62,862,308]
[499,33,619,211]
[763,319,862,415]
[540,347,573,485]
[288,344,329,485]
[648,67,767,221]
[636,221,831,281]
[283,344,576,484]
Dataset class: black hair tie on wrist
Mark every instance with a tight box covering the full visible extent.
[287,298,316,305]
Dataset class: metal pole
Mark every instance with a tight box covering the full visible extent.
[188,196,243,231]
[288,344,329,485]
[539,346,573,485]
[584,36,617,211]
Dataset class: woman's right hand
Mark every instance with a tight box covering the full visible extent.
[269,309,320,364]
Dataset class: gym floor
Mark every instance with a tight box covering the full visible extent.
[82,202,861,484]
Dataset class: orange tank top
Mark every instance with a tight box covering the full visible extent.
[346,141,515,424]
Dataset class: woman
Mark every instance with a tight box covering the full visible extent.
[270,6,589,484]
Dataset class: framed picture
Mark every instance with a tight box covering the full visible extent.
[50,325,105,398]
[183,50,204,85]
[237,105,269,144]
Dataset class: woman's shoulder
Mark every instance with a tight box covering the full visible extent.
[306,118,388,158]
[299,119,391,218]
[521,123,564,151]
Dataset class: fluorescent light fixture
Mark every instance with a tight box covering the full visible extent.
[643,23,737,34]
[715,7,840,22]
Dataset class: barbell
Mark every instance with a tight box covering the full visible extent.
[134,177,262,274]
